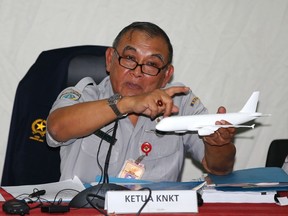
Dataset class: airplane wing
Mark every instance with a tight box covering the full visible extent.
[190,124,255,136]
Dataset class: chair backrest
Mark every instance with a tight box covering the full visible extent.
[1,45,109,186]
[265,139,288,167]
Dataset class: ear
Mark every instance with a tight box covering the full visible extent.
[161,65,174,88]
[105,47,114,73]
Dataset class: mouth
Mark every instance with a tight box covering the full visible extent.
[124,82,142,90]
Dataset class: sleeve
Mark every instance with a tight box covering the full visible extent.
[46,77,97,147]
[46,131,76,147]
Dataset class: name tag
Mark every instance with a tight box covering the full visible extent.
[105,190,198,214]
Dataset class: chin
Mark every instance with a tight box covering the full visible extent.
[121,86,144,97]
[123,91,142,97]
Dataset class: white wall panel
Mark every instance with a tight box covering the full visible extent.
[1,0,287,182]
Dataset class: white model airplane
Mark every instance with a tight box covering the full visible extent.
[155,91,269,136]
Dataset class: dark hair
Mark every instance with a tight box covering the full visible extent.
[112,21,173,64]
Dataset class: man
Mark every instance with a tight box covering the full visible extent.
[46,21,236,183]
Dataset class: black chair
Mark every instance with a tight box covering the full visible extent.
[1,45,109,186]
[265,139,288,167]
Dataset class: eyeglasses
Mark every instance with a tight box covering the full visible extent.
[113,49,169,76]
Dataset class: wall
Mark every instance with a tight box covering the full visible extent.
[0,0,288,182]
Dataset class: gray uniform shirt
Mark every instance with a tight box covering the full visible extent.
[46,76,208,183]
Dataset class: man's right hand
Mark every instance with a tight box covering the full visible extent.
[118,86,190,119]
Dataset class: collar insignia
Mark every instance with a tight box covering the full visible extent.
[190,97,199,107]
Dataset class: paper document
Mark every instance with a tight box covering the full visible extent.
[92,176,205,191]
[202,186,276,203]
[2,176,85,202]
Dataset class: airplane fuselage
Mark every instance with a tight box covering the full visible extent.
[156,112,261,132]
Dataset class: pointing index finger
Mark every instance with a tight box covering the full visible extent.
[164,86,190,97]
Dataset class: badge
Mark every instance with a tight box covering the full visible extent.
[190,97,199,106]
[118,160,145,180]
[141,142,152,156]
[59,89,81,101]
[118,142,153,180]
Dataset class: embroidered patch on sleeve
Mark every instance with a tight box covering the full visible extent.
[190,97,199,106]
[59,89,81,101]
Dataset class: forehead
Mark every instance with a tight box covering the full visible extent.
[116,30,169,58]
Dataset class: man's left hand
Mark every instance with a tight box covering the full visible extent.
[203,106,236,146]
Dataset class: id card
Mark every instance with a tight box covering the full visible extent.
[118,159,145,179]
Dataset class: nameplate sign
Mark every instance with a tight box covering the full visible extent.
[105,190,198,214]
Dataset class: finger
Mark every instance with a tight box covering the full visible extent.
[204,125,235,145]
[203,134,218,146]
[162,102,175,117]
[218,127,236,143]
[164,86,190,97]
[217,106,226,114]
[218,129,231,139]
[159,95,177,117]
[157,100,163,107]
[216,120,236,136]
[152,98,171,118]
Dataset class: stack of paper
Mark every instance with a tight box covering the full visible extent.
[202,186,276,203]
[208,167,288,191]
[202,167,288,203]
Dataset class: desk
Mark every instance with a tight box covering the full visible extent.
[1,188,288,215]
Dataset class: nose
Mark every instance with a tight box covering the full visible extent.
[130,65,143,77]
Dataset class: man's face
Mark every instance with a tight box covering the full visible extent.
[106,30,174,96]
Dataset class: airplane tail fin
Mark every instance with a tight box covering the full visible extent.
[239,91,260,113]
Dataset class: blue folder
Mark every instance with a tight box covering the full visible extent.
[208,167,288,191]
